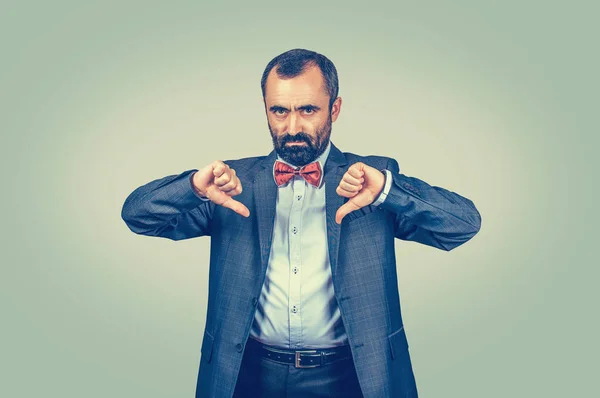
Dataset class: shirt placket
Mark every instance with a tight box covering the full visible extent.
[288,175,305,349]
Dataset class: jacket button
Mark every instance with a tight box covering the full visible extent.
[236,343,243,352]
[252,297,258,306]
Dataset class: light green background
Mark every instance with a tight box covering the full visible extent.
[1,1,597,397]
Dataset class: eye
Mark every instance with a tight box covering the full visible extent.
[303,108,315,115]
[274,109,286,116]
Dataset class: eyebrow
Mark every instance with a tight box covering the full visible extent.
[269,104,321,112]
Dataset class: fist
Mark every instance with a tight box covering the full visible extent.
[335,162,385,224]
[192,161,250,217]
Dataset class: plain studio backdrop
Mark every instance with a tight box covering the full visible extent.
[1,1,597,397]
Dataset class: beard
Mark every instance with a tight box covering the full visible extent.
[269,115,332,167]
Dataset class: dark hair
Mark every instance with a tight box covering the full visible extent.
[260,48,339,110]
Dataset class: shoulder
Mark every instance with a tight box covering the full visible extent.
[340,150,398,171]
[221,154,268,180]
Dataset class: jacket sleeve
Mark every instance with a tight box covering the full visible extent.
[379,158,481,251]
[121,169,215,240]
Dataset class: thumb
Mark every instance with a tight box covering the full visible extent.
[336,200,359,224]
[209,189,250,218]
[220,197,250,218]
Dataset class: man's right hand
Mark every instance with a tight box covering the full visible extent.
[192,161,250,218]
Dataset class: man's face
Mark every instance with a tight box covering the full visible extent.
[264,65,341,166]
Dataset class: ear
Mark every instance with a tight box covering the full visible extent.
[330,97,342,122]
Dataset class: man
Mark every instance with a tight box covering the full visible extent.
[121,48,481,398]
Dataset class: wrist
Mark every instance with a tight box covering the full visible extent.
[190,171,208,198]
[372,169,391,206]
[377,169,386,194]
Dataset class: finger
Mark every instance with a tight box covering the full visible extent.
[342,173,364,186]
[336,185,359,198]
[205,184,239,201]
[336,201,360,224]
[347,163,365,179]
[212,161,227,178]
[219,171,239,192]
[214,168,233,187]
[338,180,362,193]
[221,179,243,195]
[221,197,250,217]
[220,171,243,194]
[223,184,243,196]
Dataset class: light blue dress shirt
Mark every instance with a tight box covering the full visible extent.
[192,142,392,349]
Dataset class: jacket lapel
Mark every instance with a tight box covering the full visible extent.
[323,143,349,278]
[253,150,278,276]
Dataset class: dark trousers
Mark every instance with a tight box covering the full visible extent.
[233,338,364,398]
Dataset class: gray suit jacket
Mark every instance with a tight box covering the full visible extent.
[121,142,481,397]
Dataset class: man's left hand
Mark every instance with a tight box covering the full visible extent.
[335,162,385,224]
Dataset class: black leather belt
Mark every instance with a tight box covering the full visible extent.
[246,337,352,368]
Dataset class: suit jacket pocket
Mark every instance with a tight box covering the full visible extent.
[201,329,215,364]
[388,326,418,397]
[388,326,408,360]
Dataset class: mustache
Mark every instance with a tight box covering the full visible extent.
[279,133,314,146]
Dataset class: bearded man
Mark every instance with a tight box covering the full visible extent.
[121,48,482,398]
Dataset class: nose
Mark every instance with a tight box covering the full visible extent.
[288,112,300,136]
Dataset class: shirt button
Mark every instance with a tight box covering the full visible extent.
[236,343,243,352]
[292,226,297,234]
[291,306,298,313]
[292,267,298,274]
[297,195,302,200]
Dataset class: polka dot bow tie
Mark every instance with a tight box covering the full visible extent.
[273,160,322,187]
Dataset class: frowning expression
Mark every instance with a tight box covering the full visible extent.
[264,64,342,166]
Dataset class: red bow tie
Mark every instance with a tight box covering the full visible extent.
[274,160,322,187]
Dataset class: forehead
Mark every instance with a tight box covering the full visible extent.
[265,64,328,104]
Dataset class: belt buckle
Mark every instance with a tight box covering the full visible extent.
[295,350,319,368]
